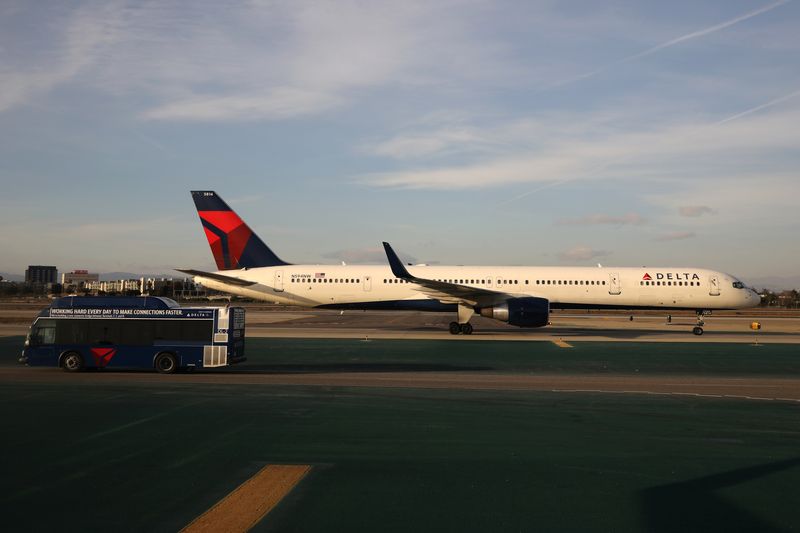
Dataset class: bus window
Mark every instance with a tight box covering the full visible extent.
[31,321,56,346]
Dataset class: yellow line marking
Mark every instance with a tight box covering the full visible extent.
[181,464,311,533]
[553,339,573,348]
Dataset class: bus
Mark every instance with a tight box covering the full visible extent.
[19,296,246,373]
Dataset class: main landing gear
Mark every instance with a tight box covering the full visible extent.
[693,310,707,336]
[449,321,473,335]
[449,305,475,335]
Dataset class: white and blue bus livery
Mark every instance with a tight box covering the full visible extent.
[20,296,246,373]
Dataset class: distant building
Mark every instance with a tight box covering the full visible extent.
[25,265,57,284]
[84,279,142,294]
[61,269,99,288]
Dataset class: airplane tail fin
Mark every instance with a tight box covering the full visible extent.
[191,191,290,270]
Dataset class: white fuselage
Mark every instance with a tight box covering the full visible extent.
[192,264,759,311]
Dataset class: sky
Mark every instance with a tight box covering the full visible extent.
[1,0,798,285]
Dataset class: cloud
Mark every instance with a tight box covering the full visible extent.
[0,1,525,122]
[143,90,342,122]
[679,206,717,217]
[558,246,610,262]
[0,2,126,112]
[655,231,696,241]
[556,213,646,226]
[322,247,415,265]
[359,104,800,190]
[362,126,490,159]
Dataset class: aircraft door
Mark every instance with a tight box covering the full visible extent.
[608,272,621,295]
[709,275,720,296]
[274,270,284,292]
[363,275,372,292]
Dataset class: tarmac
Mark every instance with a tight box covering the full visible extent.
[2,303,800,531]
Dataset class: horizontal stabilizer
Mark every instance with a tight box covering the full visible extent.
[175,269,257,287]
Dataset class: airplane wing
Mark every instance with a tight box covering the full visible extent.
[382,242,517,307]
[175,269,257,287]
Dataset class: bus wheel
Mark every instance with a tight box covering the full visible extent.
[155,352,178,374]
[62,352,84,373]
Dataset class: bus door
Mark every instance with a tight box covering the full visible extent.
[709,275,720,296]
[214,308,230,343]
[608,273,621,295]
[274,270,284,292]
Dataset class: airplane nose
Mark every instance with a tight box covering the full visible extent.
[748,290,760,306]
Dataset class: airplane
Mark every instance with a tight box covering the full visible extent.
[178,190,760,336]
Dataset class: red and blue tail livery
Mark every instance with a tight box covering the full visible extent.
[191,191,289,270]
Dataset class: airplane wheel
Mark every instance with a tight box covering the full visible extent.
[692,326,704,336]
[449,322,461,335]
[460,323,473,335]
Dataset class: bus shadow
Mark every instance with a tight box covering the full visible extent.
[210,362,494,375]
[639,457,800,532]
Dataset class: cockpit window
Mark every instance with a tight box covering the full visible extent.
[732,281,745,289]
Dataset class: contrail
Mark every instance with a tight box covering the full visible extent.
[624,0,790,63]
[716,88,800,125]
[548,0,791,89]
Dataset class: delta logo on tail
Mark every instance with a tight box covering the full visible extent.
[191,191,289,270]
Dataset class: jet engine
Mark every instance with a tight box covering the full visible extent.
[479,297,549,327]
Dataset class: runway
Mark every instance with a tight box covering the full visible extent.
[2,328,799,531]
[4,366,799,403]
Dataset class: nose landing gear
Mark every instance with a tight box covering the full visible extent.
[693,311,707,335]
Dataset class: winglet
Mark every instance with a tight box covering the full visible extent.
[382,242,414,280]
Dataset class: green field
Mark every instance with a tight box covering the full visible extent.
[2,337,799,531]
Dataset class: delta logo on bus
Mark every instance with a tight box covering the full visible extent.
[91,347,117,368]
[643,272,700,281]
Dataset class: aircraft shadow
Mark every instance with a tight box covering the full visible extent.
[639,457,800,532]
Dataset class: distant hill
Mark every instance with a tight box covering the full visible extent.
[99,272,181,281]
[743,276,800,292]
